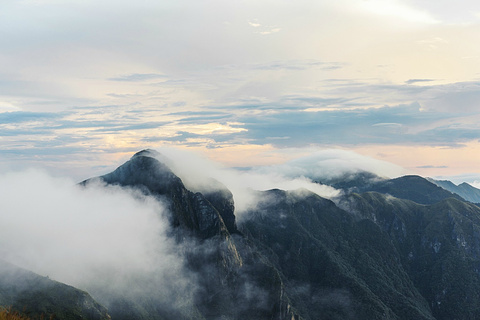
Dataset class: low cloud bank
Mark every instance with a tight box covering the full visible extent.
[153,148,405,221]
[276,149,405,180]
[0,148,406,296]
[0,169,195,312]
[154,148,343,217]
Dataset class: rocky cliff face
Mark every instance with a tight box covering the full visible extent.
[82,150,299,320]
[341,192,480,319]
[239,189,433,320]
[86,149,237,238]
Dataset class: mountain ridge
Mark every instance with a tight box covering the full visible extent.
[428,178,480,203]
[3,149,480,319]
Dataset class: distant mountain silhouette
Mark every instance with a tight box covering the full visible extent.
[326,172,464,204]
[429,178,480,203]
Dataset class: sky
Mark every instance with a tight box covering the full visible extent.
[1,0,480,184]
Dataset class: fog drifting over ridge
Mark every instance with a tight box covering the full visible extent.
[0,147,403,283]
[0,168,195,309]
[153,148,340,215]
[258,149,406,181]
[3,146,480,318]
[0,148,406,291]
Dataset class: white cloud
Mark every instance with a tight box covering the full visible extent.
[248,18,281,35]
[258,28,281,35]
[0,102,21,112]
[402,0,480,24]
[153,147,341,216]
[271,149,406,180]
[1,0,480,181]
[150,148,404,220]
[0,169,193,305]
[248,20,261,28]
[358,0,439,24]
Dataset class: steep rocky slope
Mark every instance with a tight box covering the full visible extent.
[342,192,480,319]
[82,150,298,320]
[239,189,434,320]
[85,149,237,238]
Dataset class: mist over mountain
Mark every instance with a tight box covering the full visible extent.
[325,172,464,205]
[2,149,480,319]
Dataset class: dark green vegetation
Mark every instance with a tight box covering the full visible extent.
[344,193,480,319]
[0,306,34,320]
[241,189,434,320]
[0,260,109,320]
[4,150,480,319]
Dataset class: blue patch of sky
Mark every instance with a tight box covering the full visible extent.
[0,146,87,156]
[0,128,54,136]
[3,98,479,153]
[175,115,232,124]
[91,122,169,132]
[53,120,122,129]
[417,165,448,169]
[415,127,480,146]
[168,111,227,116]
[0,111,64,124]
[405,79,435,84]
[231,103,469,147]
[282,95,358,108]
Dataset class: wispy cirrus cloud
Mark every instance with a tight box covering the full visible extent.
[405,79,436,85]
[4,83,480,173]
[1,0,480,180]
[247,19,281,35]
[417,165,448,169]
[251,60,344,71]
[108,73,168,82]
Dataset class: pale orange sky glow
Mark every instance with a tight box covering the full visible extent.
[1,0,480,184]
[353,141,480,177]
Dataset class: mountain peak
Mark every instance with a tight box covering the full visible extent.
[132,148,159,158]
[83,150,238,238]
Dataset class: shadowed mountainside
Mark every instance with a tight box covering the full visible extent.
[0,260,110,320]
[3,150,480,319]
[82,150,298,320]
[326,172,464,205]
[340,192,480,319]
